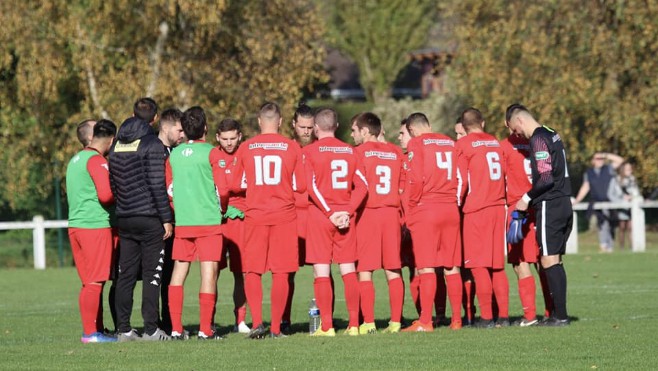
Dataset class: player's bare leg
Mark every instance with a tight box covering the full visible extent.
[232,271,249,332]
[444,266,463,329]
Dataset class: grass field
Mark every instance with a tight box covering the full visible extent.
[2,240,658,370]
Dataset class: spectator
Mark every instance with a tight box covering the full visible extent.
[573,152,624,253]
[610,162,641,249]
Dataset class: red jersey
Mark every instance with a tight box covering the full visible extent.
[406,133,458,207]
[211,147,246,210]
[501,135,532,205]
[231,133,306,225]
[302,137,367,216]
[355,141,404,209]
[455,132,506,213]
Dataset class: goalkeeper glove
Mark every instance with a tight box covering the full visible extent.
[506,210,528,245]
[224,205,245,220]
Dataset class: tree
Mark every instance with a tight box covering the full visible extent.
[0,0,327,216]
[326,0,437,103]
[440,0,658,193]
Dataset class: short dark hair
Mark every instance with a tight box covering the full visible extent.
[293,100,314,122]
[400,118,408,127]
[93,119,117,139]
[76,119,95,146]
[216,118,242,134]
[259,101,281,121]
[460,107,484,130]
[181,106,207,140]
[505,103,530,123]
[406,112,430,129]
[314,108,338,131]
[133,97,158,123]
[352,112,381,137]
[160,108,183,126]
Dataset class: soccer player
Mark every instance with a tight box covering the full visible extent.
[351,112,405,335]
[67,119,117,343]
[501,120,554,326]
[76,119,96,147]
[165,107,229,340]
[157,108,184,335]
[455,108,509,328]
[285,102,315,333]
[232,102,306,338]
[213,118,251,334]
[303,108,367,336]
[401,113,463,332]
[109,97,173,341]
[505,104,572,326]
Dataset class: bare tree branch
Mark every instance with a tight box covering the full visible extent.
[146,21,169,97]
[76,23,108,119]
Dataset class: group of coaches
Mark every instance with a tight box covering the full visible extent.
[66,97,572,343]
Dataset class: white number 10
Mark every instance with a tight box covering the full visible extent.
[254,155,282,185]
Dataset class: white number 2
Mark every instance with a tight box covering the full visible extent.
[435,152,452,180]
[254,155,282,185]
[331,159,348,189]
[375,165,391,195]
[486,152,502,180]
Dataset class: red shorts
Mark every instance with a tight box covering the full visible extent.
[407,203,461,269]
[223,217,245,273]
[305,206,356,264]
[356,207,401,272]
[463,205,506,269]
[244,220,299,274]
[173,234,224,262]
[69,227,114,284]
[507,207,539,264]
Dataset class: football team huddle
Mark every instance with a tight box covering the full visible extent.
[66,98,572,343]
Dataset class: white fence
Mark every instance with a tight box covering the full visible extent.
[1,200,657,269]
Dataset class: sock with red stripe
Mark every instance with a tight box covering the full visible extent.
[271,273,289,334]
[435,272,446,319]
[341,272,360,328]
[419,273,436,324]
[168,285,184,333]
[245,273,263,328]
[314,277,333,331]
[471,267,493,320]
[199,293,216,335]
[359,280,375,323]
[445,273,463,322]
[80,284,102,335]
[518,275,537,320]
[387,277,404,323]
[492,268,509,319]
[410,273,421,315]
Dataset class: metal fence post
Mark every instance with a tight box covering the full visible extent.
[32,215,46,269]
[566,209,579,254]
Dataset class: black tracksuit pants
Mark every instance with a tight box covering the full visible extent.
[115,216,165,335]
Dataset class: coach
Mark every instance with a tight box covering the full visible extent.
[108,98,173,341]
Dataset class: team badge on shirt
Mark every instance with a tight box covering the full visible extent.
[219,159,226,168]
[408,152,414,162]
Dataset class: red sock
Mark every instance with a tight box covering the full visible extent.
[341,272,360,328]
[435,272,446,319]
[314,277,333,331]
[492,269,509,318]
[445,273,463,322]
[359,280,375,323]
[79,284,102,335]
[168,285,184,333]
[463,279,475,321]
[235,305,247,325]
[471,267,493,320]
[410,273,421,315]
[199,293,216,335]
[539,268,554,317]
[419,273,436,324]
[518,276,537,320]
[387,277,404,323]
[271,273,289,334]
[95,283,105,331]
[245,273,263,328]
[283,272,295,323]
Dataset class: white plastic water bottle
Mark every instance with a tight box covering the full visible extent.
[309,298,320,334]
